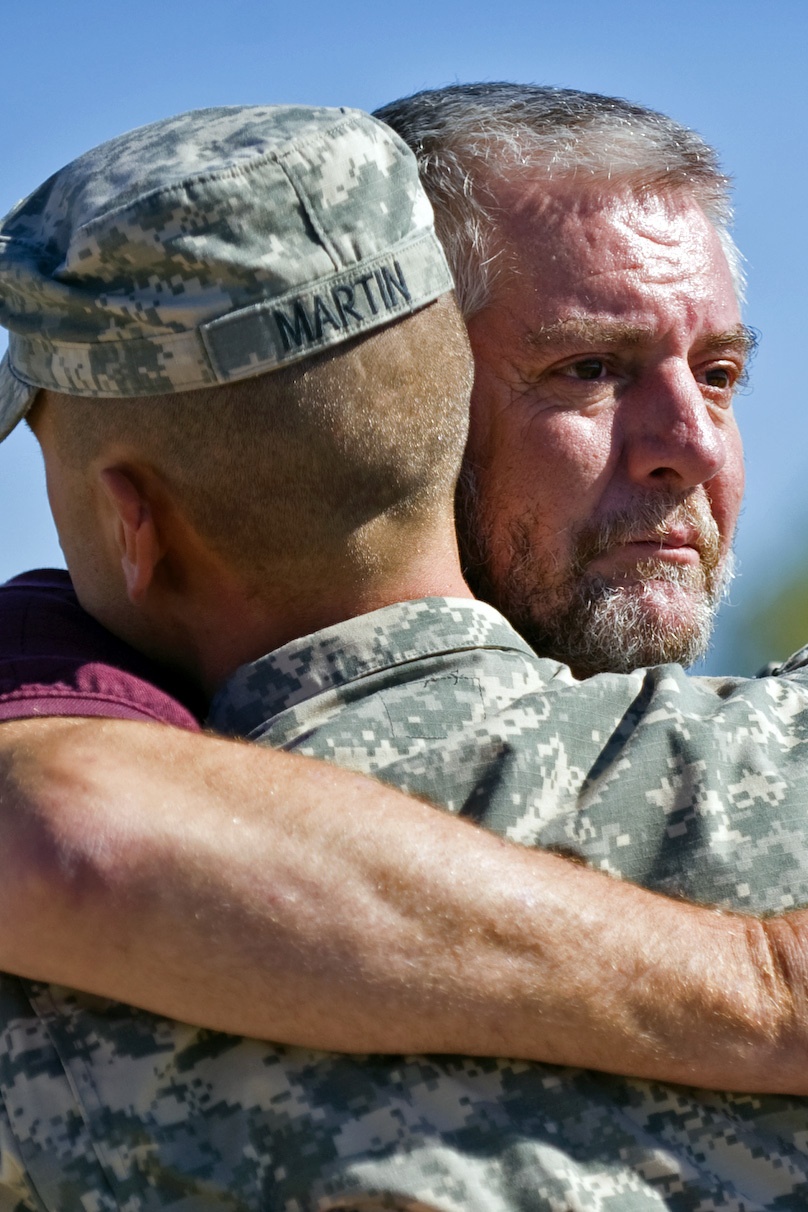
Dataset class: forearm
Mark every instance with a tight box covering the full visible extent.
[0,715,803,1092]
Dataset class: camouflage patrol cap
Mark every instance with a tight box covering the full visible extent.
[0,104,454,440]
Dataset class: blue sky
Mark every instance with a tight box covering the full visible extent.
[0,0,804,672]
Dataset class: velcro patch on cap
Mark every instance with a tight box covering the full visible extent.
[200,232,451,381]
[273,259,410,352]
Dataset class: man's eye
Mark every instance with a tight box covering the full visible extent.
[565,358,607,381]
[703,366,734,390]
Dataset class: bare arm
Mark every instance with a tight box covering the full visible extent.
[0,715,804,1094]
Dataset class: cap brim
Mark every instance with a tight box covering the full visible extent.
[0,353,39,441]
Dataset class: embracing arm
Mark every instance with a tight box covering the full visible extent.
[0,714,805,1094]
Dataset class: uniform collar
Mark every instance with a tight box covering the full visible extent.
[208,596,535,738]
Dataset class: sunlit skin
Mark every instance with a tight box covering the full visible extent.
[461,182,753,673]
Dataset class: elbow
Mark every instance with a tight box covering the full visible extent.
[0,719,128,909]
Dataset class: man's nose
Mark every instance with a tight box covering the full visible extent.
[621,364,726,490]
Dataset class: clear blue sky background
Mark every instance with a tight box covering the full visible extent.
[0,0,804,673]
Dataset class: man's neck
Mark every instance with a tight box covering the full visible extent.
[189,531,473,698]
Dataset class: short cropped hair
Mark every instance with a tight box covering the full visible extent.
[375,83,742,317]
[42,295,472,588]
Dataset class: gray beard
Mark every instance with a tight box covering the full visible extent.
[457,468,734,677]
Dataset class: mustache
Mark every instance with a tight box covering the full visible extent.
[572,494,722,575]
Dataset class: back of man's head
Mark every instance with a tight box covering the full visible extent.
[375,82,741,317]
[0,106,471,607]
[38,297,471,589]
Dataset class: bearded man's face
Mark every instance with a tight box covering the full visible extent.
[460,183,749,675]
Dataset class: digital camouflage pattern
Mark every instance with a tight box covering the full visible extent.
[0,104,452,439]
[3,597,808,1209]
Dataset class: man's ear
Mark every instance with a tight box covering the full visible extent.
[98,468,162,602]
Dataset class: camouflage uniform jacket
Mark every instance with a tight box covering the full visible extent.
[4,597,808,1211]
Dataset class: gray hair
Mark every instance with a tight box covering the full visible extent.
[375,83,743,317]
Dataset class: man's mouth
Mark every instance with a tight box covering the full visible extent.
[595,528,704,570]
[572,500,721,584]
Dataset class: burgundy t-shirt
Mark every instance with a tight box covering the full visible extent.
[0,569,202,731]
